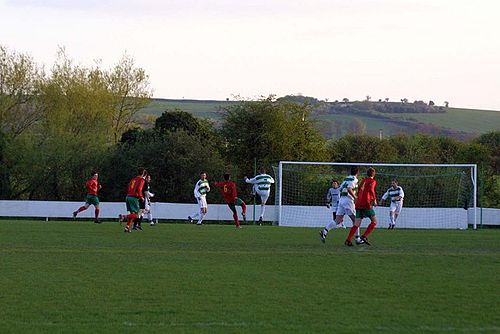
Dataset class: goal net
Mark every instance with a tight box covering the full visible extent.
[273,162,477,229]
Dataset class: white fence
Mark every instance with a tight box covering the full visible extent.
[0,201,498,227]
[0,200,276,223]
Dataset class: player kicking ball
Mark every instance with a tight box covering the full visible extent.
[345,167,378,246]
[320,167,360,243]
[213,173,247,228]
[244,167,274,224]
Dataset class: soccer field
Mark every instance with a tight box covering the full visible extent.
[1,220,499,333]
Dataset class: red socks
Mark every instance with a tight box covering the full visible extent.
[363,222,377,238]
[127,213,138,227]
[95,208,100,219]
[77,206,86,213]
[241,202,247,215]
[346,225,359,241]
[233,213,240,227]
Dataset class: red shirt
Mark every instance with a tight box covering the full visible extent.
[213,181,238,203]
[355,177,377,209]
[127,176,145,199]
[86,178,99,196]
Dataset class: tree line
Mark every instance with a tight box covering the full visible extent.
[0,46,498,208]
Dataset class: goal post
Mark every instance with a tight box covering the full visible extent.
[274,161,477,229]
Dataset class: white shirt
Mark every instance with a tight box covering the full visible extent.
[339,175,358,201]
[382,186,404,202]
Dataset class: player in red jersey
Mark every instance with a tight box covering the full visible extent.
[345,167,378,246]
[73,171,102,223]
[213,173,247,228]
[119,167,147,232]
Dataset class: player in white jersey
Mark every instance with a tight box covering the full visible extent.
[244,167,275,224]
[320,167,360,243]
[380,179,404,229]
[142,174,155,226]
[318,180,346,242]
[188,172,210,225]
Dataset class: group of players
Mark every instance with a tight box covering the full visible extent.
[319,166,405,246]
[187,167,275,228]
[73,167,155,232]
[71,165,403,239]
[72,166,275,232]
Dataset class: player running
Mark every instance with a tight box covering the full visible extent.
[132,173,155,230]
[119,167,147,233]
[213,173,247,228]
[345,167,378,246]
[188,172,210,225]
[244,167,274,224]
[380,179,404,229]
[73,171,102,224]
[319,180,345,242]
[320,167,360,243]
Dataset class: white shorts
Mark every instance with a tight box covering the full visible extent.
[197,196,208,209]
[329,205,338,213]
[336,197,355,216]
[144,198,151,212]
[389,201,403,214]
[257,190,270,205]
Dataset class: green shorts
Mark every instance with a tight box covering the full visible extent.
[85,195,99,206]
[126,196,140,214]
[356,208,376,219]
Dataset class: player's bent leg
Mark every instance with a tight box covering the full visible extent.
[236,198,247,221]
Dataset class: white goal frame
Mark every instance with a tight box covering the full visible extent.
[276,161,478,229]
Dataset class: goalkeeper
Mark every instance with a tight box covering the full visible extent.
[379,179,404,229]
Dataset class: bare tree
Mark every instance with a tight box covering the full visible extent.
[107,54,153,143]
[0,45,45,137]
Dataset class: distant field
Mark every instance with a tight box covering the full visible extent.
[1,220,499,333]
[313,113,398,137]
[378,108,500,134]
[140,99,499,138]
[141,99,234,119]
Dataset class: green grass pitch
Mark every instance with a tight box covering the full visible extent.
[1,220,499,333]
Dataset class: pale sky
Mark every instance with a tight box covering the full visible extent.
[1,0,499,110]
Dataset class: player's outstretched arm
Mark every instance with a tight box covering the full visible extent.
[244,176,256,184]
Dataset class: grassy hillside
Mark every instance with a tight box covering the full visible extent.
[140,99,499,139]
[378,107,500,134]
[140,98,235,120]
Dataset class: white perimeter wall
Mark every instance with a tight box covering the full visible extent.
[0,201,498,227]
[0,200,276,223]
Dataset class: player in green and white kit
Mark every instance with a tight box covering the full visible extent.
[380,179,404,229]
[244,167,275,224]
[319,179,347,242]
[320,167,360,243]
[188,172,211,225]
